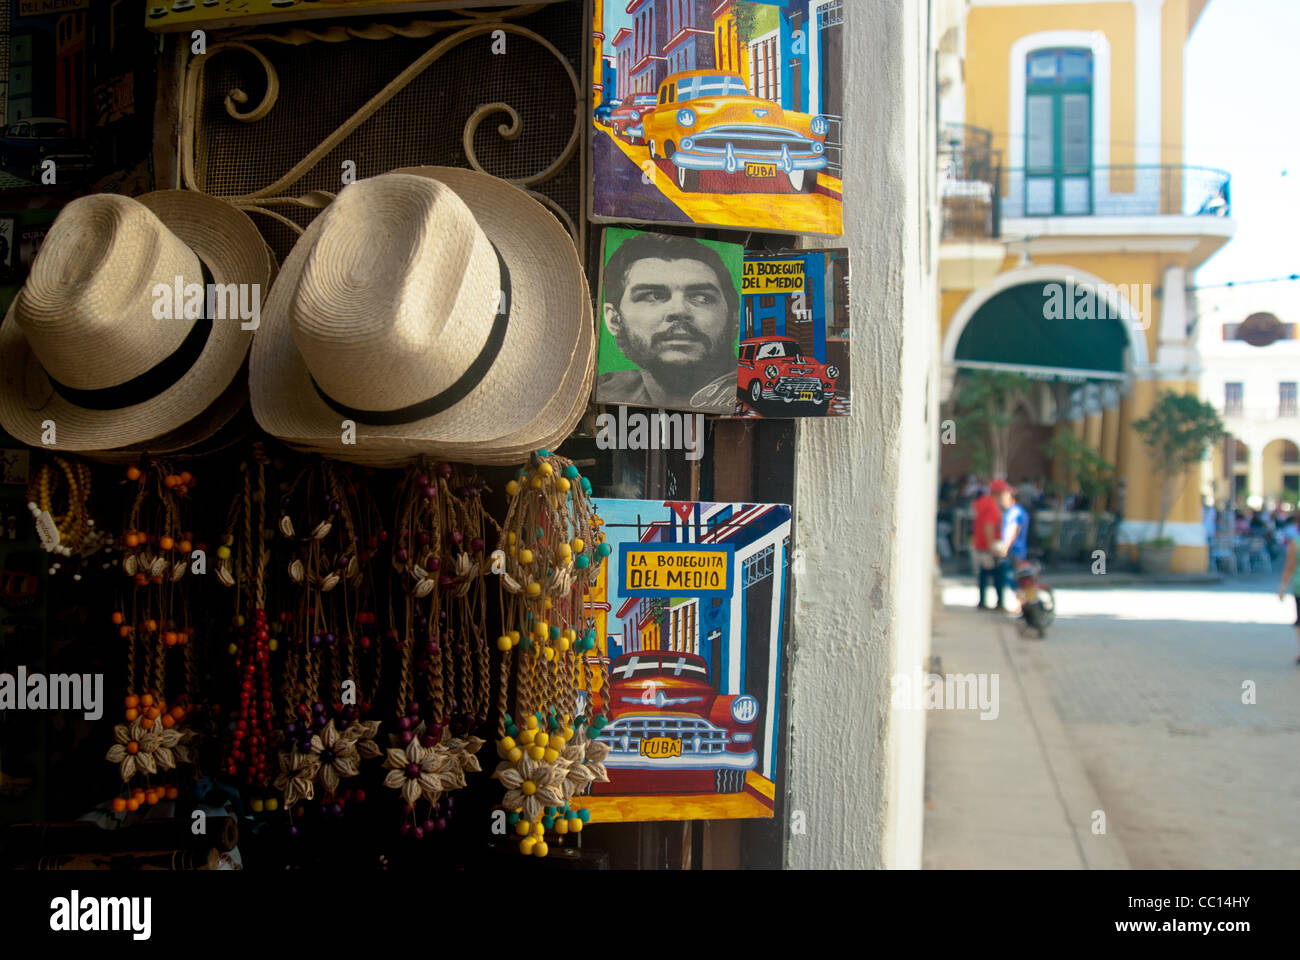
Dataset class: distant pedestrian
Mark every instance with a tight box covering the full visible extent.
[1000,486,1029,603]
[972,480,1008,610]
[1281,536,1300,665]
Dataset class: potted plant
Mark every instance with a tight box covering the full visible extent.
[1131,392,1226,574]
[949,370,1035,477]
[1040,430,1116,562]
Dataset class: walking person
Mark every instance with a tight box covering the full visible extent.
[1279,534,1300,665]
[999,485,1030,613]
[972,480,1008,610]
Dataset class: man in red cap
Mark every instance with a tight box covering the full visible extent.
[972,480,1010,609]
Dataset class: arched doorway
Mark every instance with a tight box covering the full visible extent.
[940,266,1145,493]
[942,265,1147,384]
[1263,439,1300,505]
[1208,437,1250,505]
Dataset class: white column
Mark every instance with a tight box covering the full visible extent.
[1248,445,1265,510]
[1133,0,1165,170]
[789,0,935,870]
[1155,264,1197,377]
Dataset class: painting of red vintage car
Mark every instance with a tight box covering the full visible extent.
[608,93,658,145]
[737,336,839,413]
[589,650,759,795]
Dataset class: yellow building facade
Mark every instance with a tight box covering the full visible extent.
[593,0,606,106]
[712,1,751,80]
[938,0,1234,571]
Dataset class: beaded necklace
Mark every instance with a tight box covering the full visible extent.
[105,458,197,813]
[217,444,276,792]
[382,460,491,840]
[490,450,609,857]
[272,459,382,830]
[26,455,109,577]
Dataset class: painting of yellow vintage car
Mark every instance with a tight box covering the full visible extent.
[641,71,830,195]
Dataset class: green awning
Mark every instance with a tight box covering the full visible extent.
[954,282,1129,381]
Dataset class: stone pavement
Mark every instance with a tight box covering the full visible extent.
[928,574,1300,869]
[1019,575,1300,869]
[923,602,1130,869]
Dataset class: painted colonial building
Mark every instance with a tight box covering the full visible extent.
[1197,280,1300,508]
[710,1,843,175]
[593,0,607,105]
[611,26,634,101]
[938,0,1236,571]
[711,0,750,77]
[626,0,669,96]
[662,0,716,76]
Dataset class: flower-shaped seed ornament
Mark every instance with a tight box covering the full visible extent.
[492,750,566,823]
[558,727,611,803]
[274,749,322,807]
[106,718,185,780]
[493,718,598,855]
[382,730,464,806]
[348,718,384,760]
[446,729,486,776]
[309,720,361,795]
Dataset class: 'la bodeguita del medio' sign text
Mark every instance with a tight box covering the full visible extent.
[619,544,734,598]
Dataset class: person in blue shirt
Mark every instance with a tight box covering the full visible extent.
[999,486,1030,600]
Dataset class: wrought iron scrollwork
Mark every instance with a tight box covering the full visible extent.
[179,6,584,248]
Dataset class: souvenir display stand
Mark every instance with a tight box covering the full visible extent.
[0,0,844,874]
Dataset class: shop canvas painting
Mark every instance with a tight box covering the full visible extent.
[591,0,845,235]
[734,247,850,417]
[596,228,743,414]
[578,499,791,822]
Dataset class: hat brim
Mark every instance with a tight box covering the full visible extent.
[79,368,255,465]
[251,167,594,467]
[0,191,275,452]
[278,321,594,467]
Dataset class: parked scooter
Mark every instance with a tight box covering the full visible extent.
[1013,559,1055,638]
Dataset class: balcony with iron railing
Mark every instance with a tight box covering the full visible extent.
[1000,164,1232,219]
[939,123,1002,240]
[1218,402,1300,423]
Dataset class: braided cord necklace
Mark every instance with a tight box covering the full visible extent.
[490,450,609,857]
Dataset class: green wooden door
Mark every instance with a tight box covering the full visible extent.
[1025,48,1094,215]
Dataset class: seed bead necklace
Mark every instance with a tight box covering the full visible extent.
[27,455,104,577]
[272,460,381,832]
[105,459,197,814]
[217,443,276,791]
[382,460,489,840]
[490,450,610,857]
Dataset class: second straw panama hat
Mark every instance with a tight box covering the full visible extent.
[0,190,275,454]
[251,167,594,467]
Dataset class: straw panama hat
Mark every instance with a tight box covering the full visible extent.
[0,190,275,452]
[251,167,595,467]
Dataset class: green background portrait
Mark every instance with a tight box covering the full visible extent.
[597,227,744,375]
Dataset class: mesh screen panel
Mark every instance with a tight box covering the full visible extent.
[191,8,583,263]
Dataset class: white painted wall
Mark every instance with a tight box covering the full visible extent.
[786,0,939,869]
